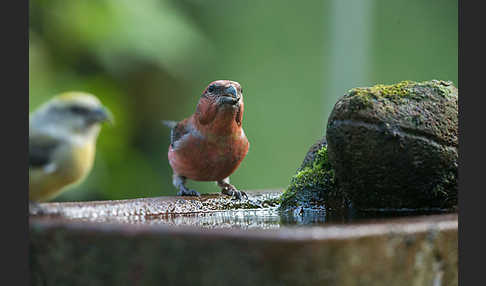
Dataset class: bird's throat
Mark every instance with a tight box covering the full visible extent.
[198,106,241,136]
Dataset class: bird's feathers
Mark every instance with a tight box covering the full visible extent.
[29,134,60,168]
[171,122,191,147]
[162,120,191,148]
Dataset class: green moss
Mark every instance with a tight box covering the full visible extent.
[349,93,374,111]
[347,80,455,109]
[348,80,416,104]
[279,145,336,209]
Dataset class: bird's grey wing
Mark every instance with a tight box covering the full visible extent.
[170,121,190,149]
[29,135,60,168]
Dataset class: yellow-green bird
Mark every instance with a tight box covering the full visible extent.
[29,92,113,202]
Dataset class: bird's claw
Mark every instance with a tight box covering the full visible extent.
[236,190,248,200]
[177,188,201,197]
[221,186,247,200]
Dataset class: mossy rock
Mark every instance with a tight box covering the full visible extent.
[279,138,345,212]
[326,80,458,210]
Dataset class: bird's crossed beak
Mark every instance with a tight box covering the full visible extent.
[220,85,240,105]
[88,106,114,125]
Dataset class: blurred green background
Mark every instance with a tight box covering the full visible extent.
[29,0,457,201]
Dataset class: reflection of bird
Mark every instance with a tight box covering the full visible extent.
[163,80,249,199]
[29,92,113,202]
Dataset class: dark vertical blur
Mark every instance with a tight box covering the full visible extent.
[29,0,457,201]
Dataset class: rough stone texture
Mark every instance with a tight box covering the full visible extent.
[326,80,458,210]
[30,213,457,286]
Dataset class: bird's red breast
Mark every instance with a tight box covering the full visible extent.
[168,80,249,181]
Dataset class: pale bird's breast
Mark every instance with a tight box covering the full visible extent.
[67,141,96,180]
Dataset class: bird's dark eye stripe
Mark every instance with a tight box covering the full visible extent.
[208,84,216,93]
[69,105,90,114]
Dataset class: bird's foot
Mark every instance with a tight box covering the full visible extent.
[177,188,201,197]
[220,185,248,200]
[173,175,200,197]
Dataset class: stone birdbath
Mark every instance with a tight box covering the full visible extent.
[30,80,458,286]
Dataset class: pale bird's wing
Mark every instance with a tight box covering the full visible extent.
[29,134,61,171]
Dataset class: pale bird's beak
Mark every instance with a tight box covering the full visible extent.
[89,106,115,125]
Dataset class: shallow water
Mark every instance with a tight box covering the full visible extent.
[70,206,453,230]
[35,190,454,229]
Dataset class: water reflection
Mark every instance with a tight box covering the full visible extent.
[71,206,453,230]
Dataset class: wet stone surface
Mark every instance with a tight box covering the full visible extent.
[30,190,280,218]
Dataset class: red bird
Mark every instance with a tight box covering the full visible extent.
[163,80,249,199]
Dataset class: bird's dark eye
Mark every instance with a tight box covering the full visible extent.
[207,84,216,93]
[69,105,89,115]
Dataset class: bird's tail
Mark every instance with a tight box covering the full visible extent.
[161,120,178,129]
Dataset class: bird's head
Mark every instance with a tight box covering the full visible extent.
[30,92,114,139]
[196,80,244,128]
[202,80,243,108]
